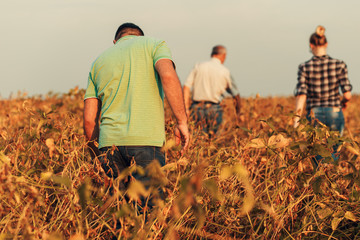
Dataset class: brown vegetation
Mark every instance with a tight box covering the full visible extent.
[1,88,360,239]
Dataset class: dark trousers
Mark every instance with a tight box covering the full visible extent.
[99,146,165,205]
[99,146,165,179]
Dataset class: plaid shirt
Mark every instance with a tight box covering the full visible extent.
[295,55,352,111]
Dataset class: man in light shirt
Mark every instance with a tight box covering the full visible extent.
[183,45,241,134]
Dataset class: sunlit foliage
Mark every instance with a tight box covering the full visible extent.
[0,88,359,239]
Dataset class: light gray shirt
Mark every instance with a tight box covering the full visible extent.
[184,57,239,103]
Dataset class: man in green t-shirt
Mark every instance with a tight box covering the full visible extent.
[83,23,189,187]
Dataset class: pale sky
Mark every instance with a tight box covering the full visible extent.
[1,0,359,98]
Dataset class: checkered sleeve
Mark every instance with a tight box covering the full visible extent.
[295,64,307,96]
[338,62,352,93]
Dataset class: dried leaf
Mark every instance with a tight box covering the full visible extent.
[234,164,249,179]
[41,172,53,180]
[331,217,343,230]
[162,138,176,151]
[162,162,177,171]
[268,134,290,148]
[78,180,91,210]
[45,138,56,158]
[247,138,266,149]
[204,179,224,201]
[0,130,7,140]
[69,233,85,240]
[220,166,232,180]
[242,193,255,214]
[344,211,357,222]
[127,180,149,201]
[177,157,189,166]
[52,175,71,188]
[317,208,333,219]
[345,145,360,155]
[44,232,64,240]
[0,152,11,166]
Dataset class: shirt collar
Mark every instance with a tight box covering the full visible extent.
[211,57,222,64]
[312,55,330,60]
[115,35,137,44]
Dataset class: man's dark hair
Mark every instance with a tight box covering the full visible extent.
[114,23,144,41]
[211,45,226,56]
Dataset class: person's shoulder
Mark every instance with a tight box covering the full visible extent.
[200,58,213,65]
[298,62,306,69]
[298,58,313,69]
[91,46,114,65]
[138,36,166,45]
[328,55,346,66]
[193,59,210,68]
[217,61,230,72]
[304,57,314,65]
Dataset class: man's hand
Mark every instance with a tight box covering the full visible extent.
[293,116,300,128]
[185,108,190,118]
[233,94,241,116]
[174,123,190,155]
[341,98,349,110]
[341,92,351,110]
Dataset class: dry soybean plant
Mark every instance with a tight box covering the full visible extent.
[0,89,360,239]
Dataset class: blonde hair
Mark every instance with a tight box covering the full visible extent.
[316,25,325,37]
[309,25,327,46]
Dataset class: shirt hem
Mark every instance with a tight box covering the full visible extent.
[99,141,165,149]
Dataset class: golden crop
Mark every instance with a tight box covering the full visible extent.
[0,88,359,239]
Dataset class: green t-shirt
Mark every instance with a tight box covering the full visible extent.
[85,35,173,149]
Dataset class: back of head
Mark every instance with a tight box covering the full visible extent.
[114,23,144,41]
[211,45,227,57]
[309,25,327,46]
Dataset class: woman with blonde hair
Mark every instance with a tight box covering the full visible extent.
[294,25,352,163]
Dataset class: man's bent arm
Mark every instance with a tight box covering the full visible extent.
[155,59,190,153]
[84,98,101,159]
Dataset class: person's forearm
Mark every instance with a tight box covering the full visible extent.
[84,121,99,142]
[84,122,100,158]
[84,98,101,158]
[293,95,306,127]
[163,77,188,124]
[156,59,190,153]
[183,85,191,112]
[295,95,306,116]
[156,59,188,124]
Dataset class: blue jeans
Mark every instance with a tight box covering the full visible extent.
[307,107,345,164]
[99,146,165,181]
[307,107,345,135]
[191,102,223,134]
